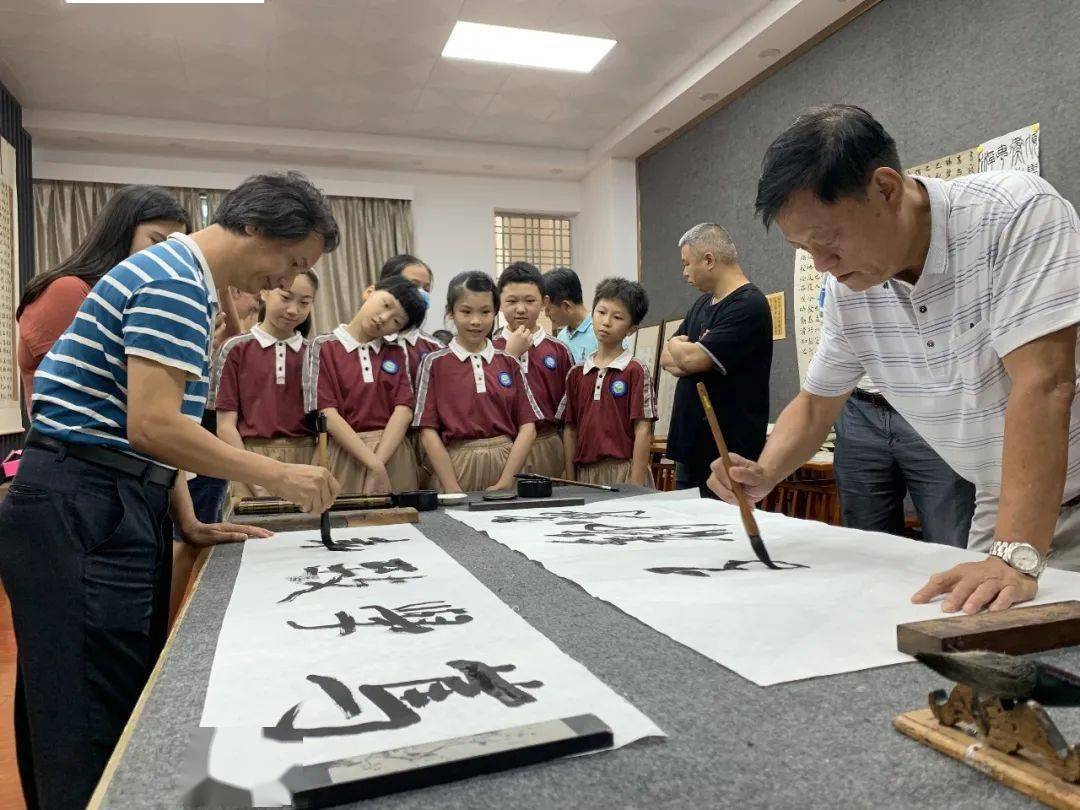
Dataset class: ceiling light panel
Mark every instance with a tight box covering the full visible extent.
[442,21,615,73]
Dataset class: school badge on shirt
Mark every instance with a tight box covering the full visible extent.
[498,371,514,388]
[542,354,558,370]
[610,379,628,398]
[381,358,399,375]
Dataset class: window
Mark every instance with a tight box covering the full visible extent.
[494,213,572,272]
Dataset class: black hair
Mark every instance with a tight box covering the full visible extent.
[379,253,433,284]
[756,104,903,228]
[432,329,453,346]
[445,271,497,315]
[542,266,583,306]
[18,185,190,318]
[496,261,544,297]
[374,275,428,332]
[593,277,649,326]
[213,170,340,251]
[257,269,320,338]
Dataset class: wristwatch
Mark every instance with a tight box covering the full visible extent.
[988,540,1047,579]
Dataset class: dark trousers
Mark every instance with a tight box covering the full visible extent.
[674,460,719,499]
[833,395,975,547]
[0,447,172,809]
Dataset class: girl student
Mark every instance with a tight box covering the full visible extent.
[305,276,428,494]
[214,270,320,498]
[379,254,442,383]
[413,271,544,493]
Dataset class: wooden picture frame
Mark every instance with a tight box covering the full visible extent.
[631,323,661,387]
[653,318,684,440]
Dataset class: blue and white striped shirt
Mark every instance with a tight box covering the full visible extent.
[31,233,218,460]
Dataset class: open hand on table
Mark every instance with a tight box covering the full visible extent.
[706,454,774,504]
[486,478,514,492]
[911,556,1038,614]
[178,520,272,547]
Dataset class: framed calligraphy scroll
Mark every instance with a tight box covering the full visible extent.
[0,137,21,433]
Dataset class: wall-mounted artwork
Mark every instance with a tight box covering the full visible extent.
[765,292,786,341]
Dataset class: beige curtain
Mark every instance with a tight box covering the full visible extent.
[311,196,412,335]
[32,180,413,336]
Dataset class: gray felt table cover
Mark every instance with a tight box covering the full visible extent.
[96,487,1073,808]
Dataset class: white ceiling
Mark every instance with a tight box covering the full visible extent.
[0,0,770,150]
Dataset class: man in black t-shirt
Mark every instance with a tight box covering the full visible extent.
[660,223,773,495]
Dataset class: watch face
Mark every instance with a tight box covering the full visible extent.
[1009,545,1040,572]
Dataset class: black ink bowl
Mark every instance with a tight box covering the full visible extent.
[516,476,552,499]
[396,490,438,511]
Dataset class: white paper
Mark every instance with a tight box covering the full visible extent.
[199,524,662,791]
[452,495,1080,686]
[979,123,1040,174]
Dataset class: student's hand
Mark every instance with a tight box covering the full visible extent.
[363,464,392,496]
[630,471,648,487]
[178,520,272,547]
[706,454,774,504]
[505,326,532,359]
[271,463,340,513]
[911,556,1039,614]
[486,478,513,492]
[669,334,689,344]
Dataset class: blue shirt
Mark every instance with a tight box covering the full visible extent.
[557,315,598,364]
[32,233,218,460]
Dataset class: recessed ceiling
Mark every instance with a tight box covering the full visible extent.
[0,0,772,151]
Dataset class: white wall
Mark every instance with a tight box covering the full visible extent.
[574,157,640,308]
[32,146,584,330]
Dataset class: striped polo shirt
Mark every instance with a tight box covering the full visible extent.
[804,171,1080,500]
[31,233,218,460]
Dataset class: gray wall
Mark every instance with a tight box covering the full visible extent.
[637,0,1080,418]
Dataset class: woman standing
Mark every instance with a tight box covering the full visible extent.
[17,186,191,414]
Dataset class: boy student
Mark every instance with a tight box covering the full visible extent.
[660,222,772,496]
[543,266,598,363]
[493,262,573,478]
[0,171,341,810]
[559,278,656,486]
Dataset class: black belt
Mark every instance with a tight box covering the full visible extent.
[25,428,177,488]
[852,388,893,409]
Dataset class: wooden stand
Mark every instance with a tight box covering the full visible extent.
[894,708,1080,809]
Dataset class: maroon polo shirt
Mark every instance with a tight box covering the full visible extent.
[557,349,656,465]
[413,339,543,444]
[391,328,443,385]
[305,326,414,431]
[213,325,310,439]
[492,328,573,430]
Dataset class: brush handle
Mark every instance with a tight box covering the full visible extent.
[316,411,330,470]
[696,383,760,535]
[513,473,617,492]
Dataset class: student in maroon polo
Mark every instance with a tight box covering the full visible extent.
[558,277,656,487]
[493,262,573,477]
[215,271,319,497]
[304,276,428,494]
[378,252,442,384]
[414,271,542,493]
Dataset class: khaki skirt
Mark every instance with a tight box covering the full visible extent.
[444,435,513,493]
[233,436,316,499]
[522,429,564,479]
[576,457,655,488]
[328,429,418,493]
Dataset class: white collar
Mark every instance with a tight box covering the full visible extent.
[387,328,424,346]
[499,326,546,348]
[583,347,633,374]
[333,324,382,353]
[251,323,303,351]
[167,232,219,307]
[450,337,495,363]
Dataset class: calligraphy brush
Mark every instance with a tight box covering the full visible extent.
[513,473,619,492]
[315,411,336,550]
[695,382,778,569]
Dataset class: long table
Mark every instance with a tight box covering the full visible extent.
[90,487,1067,808]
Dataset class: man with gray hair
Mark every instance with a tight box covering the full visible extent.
[660,223,773,494]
